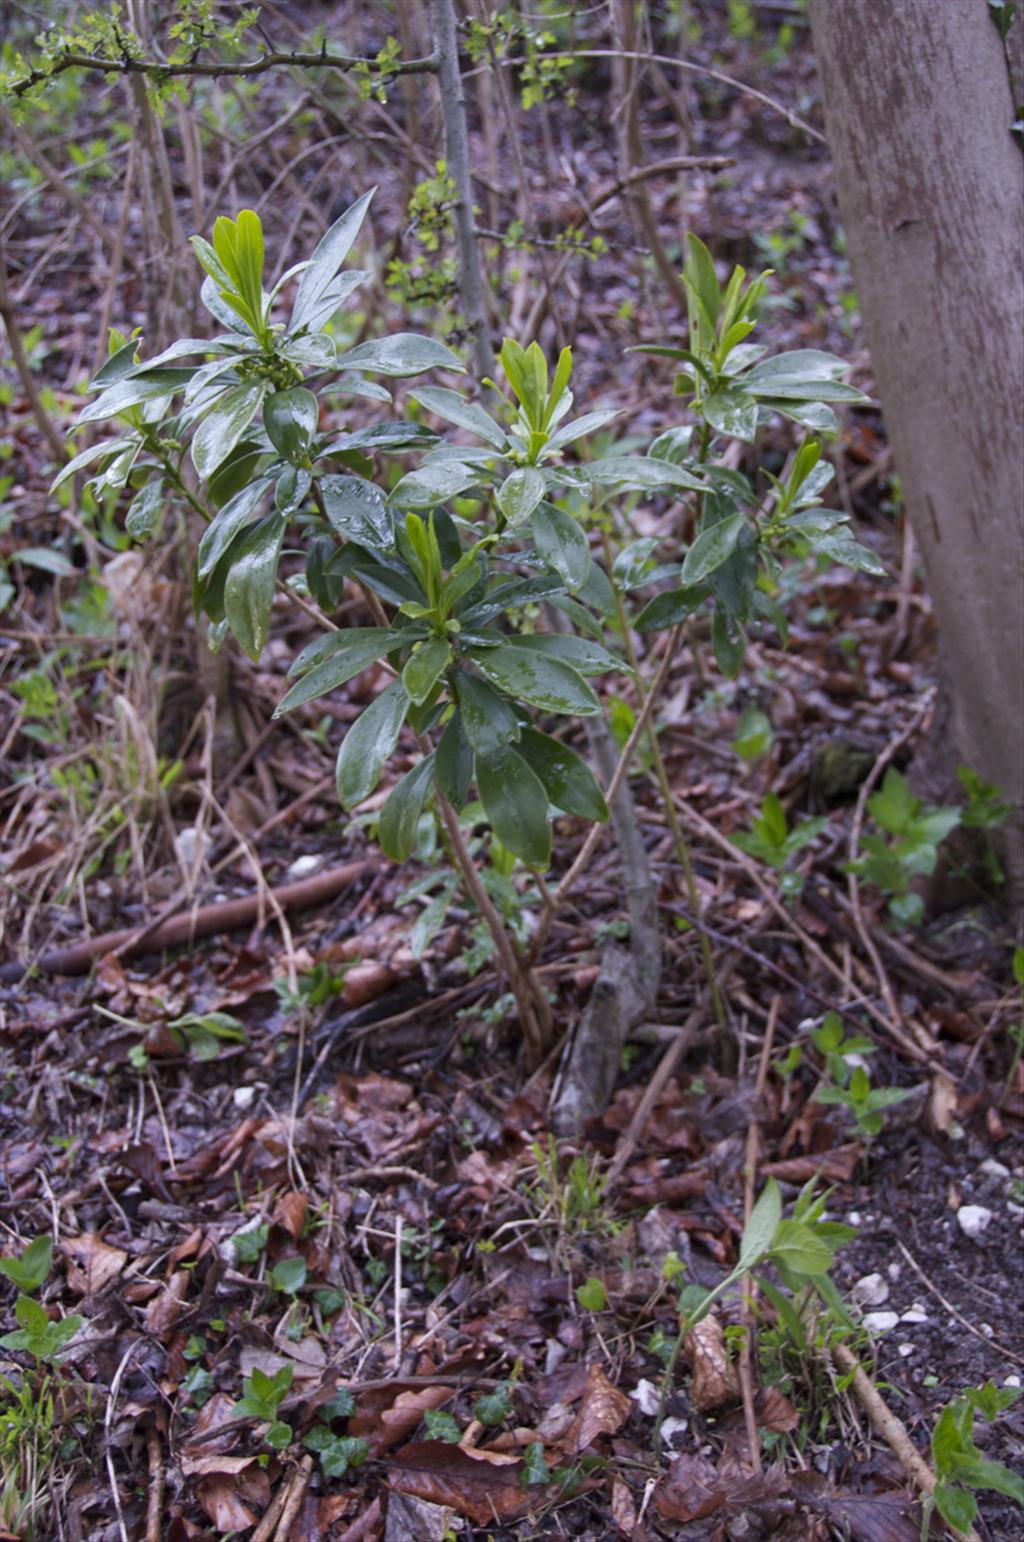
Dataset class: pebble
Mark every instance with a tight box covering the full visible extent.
[957,1204,993,1238]
[286,854,322,879]
[863,1311,899,1334]
[900,1305,929,1324]
[898,1343,916,1357]
[174,826,213,868]
[1005,1375,1022,1388]
[233,1086,256,1110]
[887,1262,902,1281]
[630,1379,660,1417]
[851,1272,889,1307]
[980,1159,1011,1179]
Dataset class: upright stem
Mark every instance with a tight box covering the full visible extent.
[602,530,726,1039]
[428,0,496,377]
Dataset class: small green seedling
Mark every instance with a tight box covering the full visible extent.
[303,1427,368,1478]
[846,767,960,926]
[231,1223,269,1264]
[474,1379,516,1427]
[0,1238,53,1295]
[574,1277,607,1312]
[732,793,828,898]
[423,1408,462,1443]
[0,1297,83,1364]
[815,1065,912,1140]
[927,1380,1024,1533]
[168,1011,246,1062]
[232,1363,294,1449]
[268,1257,307,1296]
[809,1010,876,1086]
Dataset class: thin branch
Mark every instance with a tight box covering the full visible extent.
[8,48,438,97]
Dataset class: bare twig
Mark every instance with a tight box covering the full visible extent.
[10,48,438,97]
[832,1341,982,1542]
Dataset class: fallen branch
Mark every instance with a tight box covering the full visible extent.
[831,1341,982,1542]
[0,859,374,983]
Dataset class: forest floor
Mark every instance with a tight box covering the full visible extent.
[1,5,1022,1540]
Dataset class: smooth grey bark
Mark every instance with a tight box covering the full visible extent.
[428,0,496,377]
[808,0,1024,890]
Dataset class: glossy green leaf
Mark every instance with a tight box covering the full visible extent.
[466,645,599,716]
[263,387,318,463]
[453,672,520,753]
[197,478,272,580]
[275,630,401,716]
[933,1486,977,1533]
[518,728,608,821]
[758,398,839,434]
[223,513,286,659]
[79,368,196,423]
[475,744,551,868]
[336,679,409,808]
[320,473,395,550]
[292,189,375,330]
[681,512,748,585]
[712,605,745,678]
[390,460,483,508]
[702,388,759,443]
[544,407,620,453]
[746,350,867,402]
[502,633,621,676]
[634,584,709,633]
[402,637,451,705]
[338,333,463,378]
[531,503,590,591]
[496,466,545,526]
[125,477,164,539]
[379,754,435,861]
[684,233,721,326]
[192,382,266,480]
[410,386,506,449]
[587,455,705,492]
[434,711,473,808]
[50,437,132,492]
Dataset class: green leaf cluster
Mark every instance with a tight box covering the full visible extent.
[930,1381,1023,1532]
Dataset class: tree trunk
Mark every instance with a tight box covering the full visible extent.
[808,0,1024,892]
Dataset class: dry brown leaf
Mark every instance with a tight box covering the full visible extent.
[565,1364,632,1453]
[611,1476,638,1536]
[653,1451,724,1523]
[756,1385,801,1433]
[272,1189,308,1239]
[386,1440,530,1527]
[60,1233,127,1295]
[377,1387,454,1453]
[195,1474,258,1532]
[144,1269,189,1336]
[684,1314,740,1413]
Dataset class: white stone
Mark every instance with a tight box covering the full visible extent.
[630,1379,660,1417]
[661,1417,689,1446]
[846,1212,862,1227]
[898,1343,916,1357]
[887,1263,902,1281]
[1004,1375,1022,1388]
[851,1272,889,1307]
[957,1204,993,1238]
[863,1311,899,1334]
[900,1307,929,1324]
[174,825,213,868]
[286,854,322,879]
[233,1085,256,1110]
[980,1159,1011,1179]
